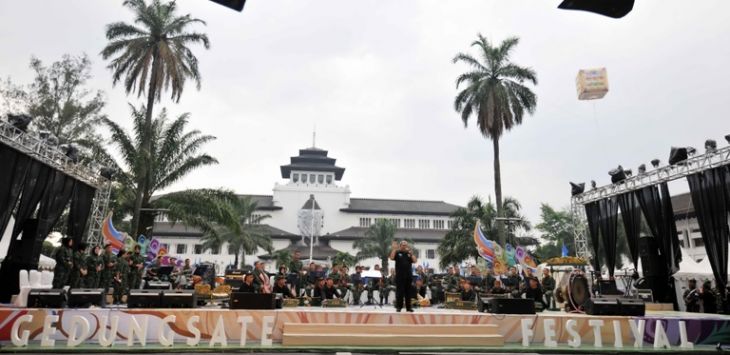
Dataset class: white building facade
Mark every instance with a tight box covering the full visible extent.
[152,146,460,272]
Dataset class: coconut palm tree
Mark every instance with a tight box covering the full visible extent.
[453,34,537,246]
[155,189,272,268]
[103,104,217,235]
[332,252,359,268]
[353,219,397,276]
[101,0,210,235]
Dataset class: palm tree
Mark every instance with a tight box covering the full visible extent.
[104,104,217,235]
[101,0,210,235]
[332,252,359,268]
[353,219,397,276]
[155,189,272,268]
[453,34,537,246]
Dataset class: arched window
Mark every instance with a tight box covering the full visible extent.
[326,175,333,184]
[318,174,324,184]
[302,174,308,183]
[293,173,299,183]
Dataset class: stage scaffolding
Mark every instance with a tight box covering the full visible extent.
[0,119,111,245]
[571,144,730,262]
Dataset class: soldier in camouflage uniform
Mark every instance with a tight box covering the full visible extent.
[443,266,460,292]
[85,245,103,288]
[53,238,74,288]
[100,244,117,293]
[129,245,145,290]
[69,242,88,288]
[113,250,130,304]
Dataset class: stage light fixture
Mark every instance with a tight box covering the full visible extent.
[61,144,80,163]
[624,169,633,177]
[591,180,597,189]
[7,113,33,132]
[100,167,115,180]
[557,0,634,18]
[638,164,646,174]
[686,146,697,156]
[705,139,717,153]
[725,134,730,144]
[608,165,627,183]
[209,0,246,11]
[651,159,660,168]
[570,182,585,196]
[669,147,688,165]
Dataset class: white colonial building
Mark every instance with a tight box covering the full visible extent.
[152,146,460,272]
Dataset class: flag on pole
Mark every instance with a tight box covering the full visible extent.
[561,242,569,257]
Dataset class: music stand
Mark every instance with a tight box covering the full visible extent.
[360,270,384,309]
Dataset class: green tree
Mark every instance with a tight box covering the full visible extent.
[332,252,359,268]
[102,0,210,236]
[272,249,293,269]
[453,34,538,246]
[353,219,397,276]
[103,105,217,235]
[438,196,531,268]
[155,189,272,268]
[0,54,106,155]
[534,204,575,260]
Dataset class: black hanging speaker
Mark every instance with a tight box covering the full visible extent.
[127,289,161,308]
[558,0,634,18]
[68,289,106,308]
[210,0,246,12]
[161,290,197,308]
[28,289,67,308]
[669,147,689,165]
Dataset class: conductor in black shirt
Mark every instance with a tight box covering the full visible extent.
[389,240,417,312]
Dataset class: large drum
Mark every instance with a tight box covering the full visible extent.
[555,272,590,311]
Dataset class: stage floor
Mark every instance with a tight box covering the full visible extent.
[1,305,727,352]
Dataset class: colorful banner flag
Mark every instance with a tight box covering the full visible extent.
[101,213,125,252]
[505,243,517,267]
[562,242,569,257]
[473,221,495,264]
[515,246,538,274]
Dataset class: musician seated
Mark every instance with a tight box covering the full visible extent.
[521,277,546,308]
[322,277,342,300]
[489,279,509,295]
[239,273,257,293]
[312,278,326,299]
[460,279,477,302]
[272,276,295,298]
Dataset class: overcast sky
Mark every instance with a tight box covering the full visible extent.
[1,1,729,227]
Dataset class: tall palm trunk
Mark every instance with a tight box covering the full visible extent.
[492,137,505,247]
[131,51,160,237]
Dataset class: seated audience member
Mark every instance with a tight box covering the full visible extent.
[413,278,429,301]
[323,277,342,300]
[312,278,326,299]
[541,268,556,308]
[239,273,257,293]
[489,279,509,295]
[482,269,496,291]
[700,280,717,313]
[522,277,546,308]
[503,267,520,293]
[272,276,295,298]
[460,279,476,302]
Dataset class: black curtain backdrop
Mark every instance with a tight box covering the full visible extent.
[10,160,52,241]
[585,201,602,272]
[31,172,76,266]
[618,192,642,269]
[67,182,96,244]
[687,167,730,292]
[660,182,682,274]
[0,144,31,242]
[599,197,620,277]
[636,185,669,267]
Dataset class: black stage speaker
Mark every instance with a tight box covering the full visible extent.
[161,290,197,308]
[28,289,66,308]
[585,298,620,315]
[225,269,244,289]
[487,298,536,314]
[127,289,161,308]
[68,288,105,308]
[146,281,172,290]
[585,298,646,316]
[230,292,276,309]
[618,298,646,316]
[598,279,622,296]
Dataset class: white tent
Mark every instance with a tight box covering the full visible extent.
[38,254,56,270]
[673,250,714,311]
